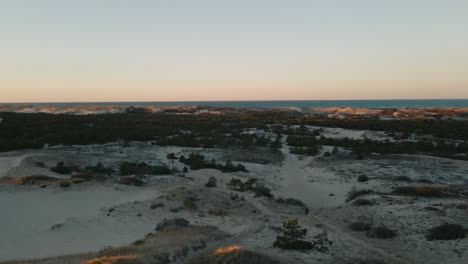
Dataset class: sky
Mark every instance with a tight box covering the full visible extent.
[1,0,468,102]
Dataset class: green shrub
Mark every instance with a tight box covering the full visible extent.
[273,219,313,250]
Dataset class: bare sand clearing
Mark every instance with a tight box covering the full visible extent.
[0,183,157,260]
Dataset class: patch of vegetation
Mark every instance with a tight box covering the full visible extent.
[179,153,247,173]
[85,162,114,174]
[2,111,468,158]
[417,179,434,184]
[353,199,372,206]
[316,136,468,161]
[349,222,372,232]
[50,162,71,174]
[392,186,444,197]
[119,175,145,186]
[119,162,172,175]
[59,181,71,188]
[155,218,190,231]
[289,146,321,156]
[276,197,307,208]
[208,208,228,216]
[227,178,272,198]
[205,176,217,188]
[273,219,332,252]
[273,219,313,250]
[366,226,396,239]
[346,188,373,202]
[35,161,45,167]
[167,153,178,160]
[426,223,466,241]
[150,202,165,209]
[357,175,369,182]
[393,176,412,182]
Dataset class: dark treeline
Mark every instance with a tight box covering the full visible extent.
[287,135,468,160]
[179,153,247,173]
[0,112,269,151]
[1,111,468,156]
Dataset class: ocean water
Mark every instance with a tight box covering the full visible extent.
[3,99,468,108]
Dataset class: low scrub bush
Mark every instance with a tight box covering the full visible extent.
[393,176,412,182]
[155,218,190,231]
[346,188,372,202]
[180,153,248,173]
[392,186,444,197]
[426,223,466,241]
[119,162,171,175]
[349,222,372,232]
[208,208,228,217]
[283,198,307,208]
[366,226,396,239]
[357,175,369,182]
[50,162,71,174]
[273,219,332,252]
[353,199,372,206]
[205,176,217,188]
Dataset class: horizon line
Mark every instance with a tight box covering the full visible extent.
[2,98,468,104]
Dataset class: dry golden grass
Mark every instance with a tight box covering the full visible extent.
[80,254,137,264]
[0,175,59,185]
[187,248,283,264]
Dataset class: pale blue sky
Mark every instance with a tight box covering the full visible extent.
[1,0,468,102]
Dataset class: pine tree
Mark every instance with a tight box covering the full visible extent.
[281,219,307,242]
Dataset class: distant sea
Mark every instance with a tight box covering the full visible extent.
[2,99,468,108]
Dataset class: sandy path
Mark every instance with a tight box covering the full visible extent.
[278,136,411,263]
[0,153,37,176]
[278,141,348,209]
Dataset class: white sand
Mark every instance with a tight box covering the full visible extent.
[0,183,157,261]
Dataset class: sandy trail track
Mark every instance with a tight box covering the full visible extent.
[278,137,410,264]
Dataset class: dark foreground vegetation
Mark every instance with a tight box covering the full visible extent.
[273,219,332,252]
[1,111,468,160]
